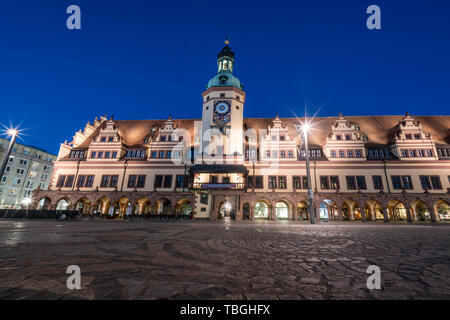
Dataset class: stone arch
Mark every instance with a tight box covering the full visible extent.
[136,198,151,215]
[94,197,111,215]
[319,199,338,221]
[75,197,91,214]
[411,199,432,222]
[388,199,409,221]
[364,199,385,221]
[154,198,172,215]
[175,198,193,216]
[434,199,450,221]
[275,200,291,220]
[297,200,308,220]
[114,197,132,217]
[56,197,71,211]
[254,199,271,220]
[343,199,362,220]
[36,197,51,210]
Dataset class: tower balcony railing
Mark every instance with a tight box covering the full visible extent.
[190,182,246,190]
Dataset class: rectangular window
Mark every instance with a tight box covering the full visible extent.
[268,176,277,189]
[372,175,383,190]
[288,151,294,158]
[391,176,402,190]
[57,175,66,187]
[101,175,110,188]
[347,150,353,158]
[265,150,270,158]
[77,175,86,188]
[426,149,433,157]
[320,176,330,190]
[105,152,110,159]
[166,151,172,159]
[356,176,367,190]
[346,176,356,190]
[345,134,351,140]
[330,150,336,158]
[409,150,416,157]
[176,175,184,188]
[401,176,413,190]
[65,175,74,188]
[223,177,230,184]
[414,134,421,139]
[137,175,146,188]
[293,176,301,189]
[163,175,172,188]
[154,175,163,188]
[418,150,424,157]
[101,137,106,142]
[302,176,308,189]
[280,151,286,158]
[272,151,278,158]
[339,150,345,158]
[110,175,119,188]
[430,176,442,190]
[278,176,286,189]
[91,151,96,158]
[420,176,431,190]
[159,151,165,158]
[127,175,137,188]
[405,134,412,139]
[85,175,95,187]
[330,176,340,190]
[98,151,103,158]
[401,150,408,157]
[355,150,362,158]
[255,176,263,189]
[160,136,166,142]
[112,151,118,158]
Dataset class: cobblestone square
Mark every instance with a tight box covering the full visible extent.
[0,220,449,300]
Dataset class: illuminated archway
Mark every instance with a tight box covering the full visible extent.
[56,198,70,211]
[297,201,308,220]
[37,197,51,210]
[154,198,172,215]
[435,200,449,221]
[176,198,192,216]
[255,200,270,219]
[413,200,431,222]
[275,201,289,220]
[75,197,91,214]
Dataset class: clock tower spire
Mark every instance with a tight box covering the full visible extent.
[200,40,245,162]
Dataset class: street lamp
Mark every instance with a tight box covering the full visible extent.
[21,197,32,219]
[300,122,316,224]
[0,128,19,184]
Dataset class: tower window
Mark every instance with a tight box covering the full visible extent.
[220,93,225,98]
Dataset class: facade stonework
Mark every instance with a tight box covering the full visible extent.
[33,43,450,222]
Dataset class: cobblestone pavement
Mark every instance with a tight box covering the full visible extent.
[0,219,449,300]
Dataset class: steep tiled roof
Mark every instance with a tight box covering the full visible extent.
[111,115,449,147]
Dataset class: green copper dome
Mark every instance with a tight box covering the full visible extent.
[207,71,243,90]
[206,41,244,90]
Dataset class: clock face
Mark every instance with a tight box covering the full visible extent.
[215,102,229,114]
[213,101,231,126]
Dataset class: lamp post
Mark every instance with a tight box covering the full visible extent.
[0,129,18,184]
[302,123,316,224]
[21,197,32,219]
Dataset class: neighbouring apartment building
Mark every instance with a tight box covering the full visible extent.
[33,41,450,222]
[0,137,56,209]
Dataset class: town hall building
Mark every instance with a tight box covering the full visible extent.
[33,41,450,223]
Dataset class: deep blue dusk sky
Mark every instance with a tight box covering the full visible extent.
[1,0,449,154]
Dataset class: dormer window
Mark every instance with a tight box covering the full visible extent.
[414,134,421,139]
[405,134,412,139]
[108,136,114,142]
[345,134,351,140]
[336,135,342,140]
[280,135,285,141]
[125,149,146,159]
[101,137,106,142]
[160,136,166,142]
[69,150,85,159]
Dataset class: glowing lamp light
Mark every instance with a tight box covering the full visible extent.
[303,123,310,132]
[7,129,17,136]
[21,197,32,206]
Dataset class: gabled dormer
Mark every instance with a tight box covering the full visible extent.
[323,113,367,160]
[259,115,297,161]
[149,115,185,162]
[87,116,124,161]
[57,115,106,160]
[390,113,438,160]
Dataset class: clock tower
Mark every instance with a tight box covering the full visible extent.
[200,39,245,163]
